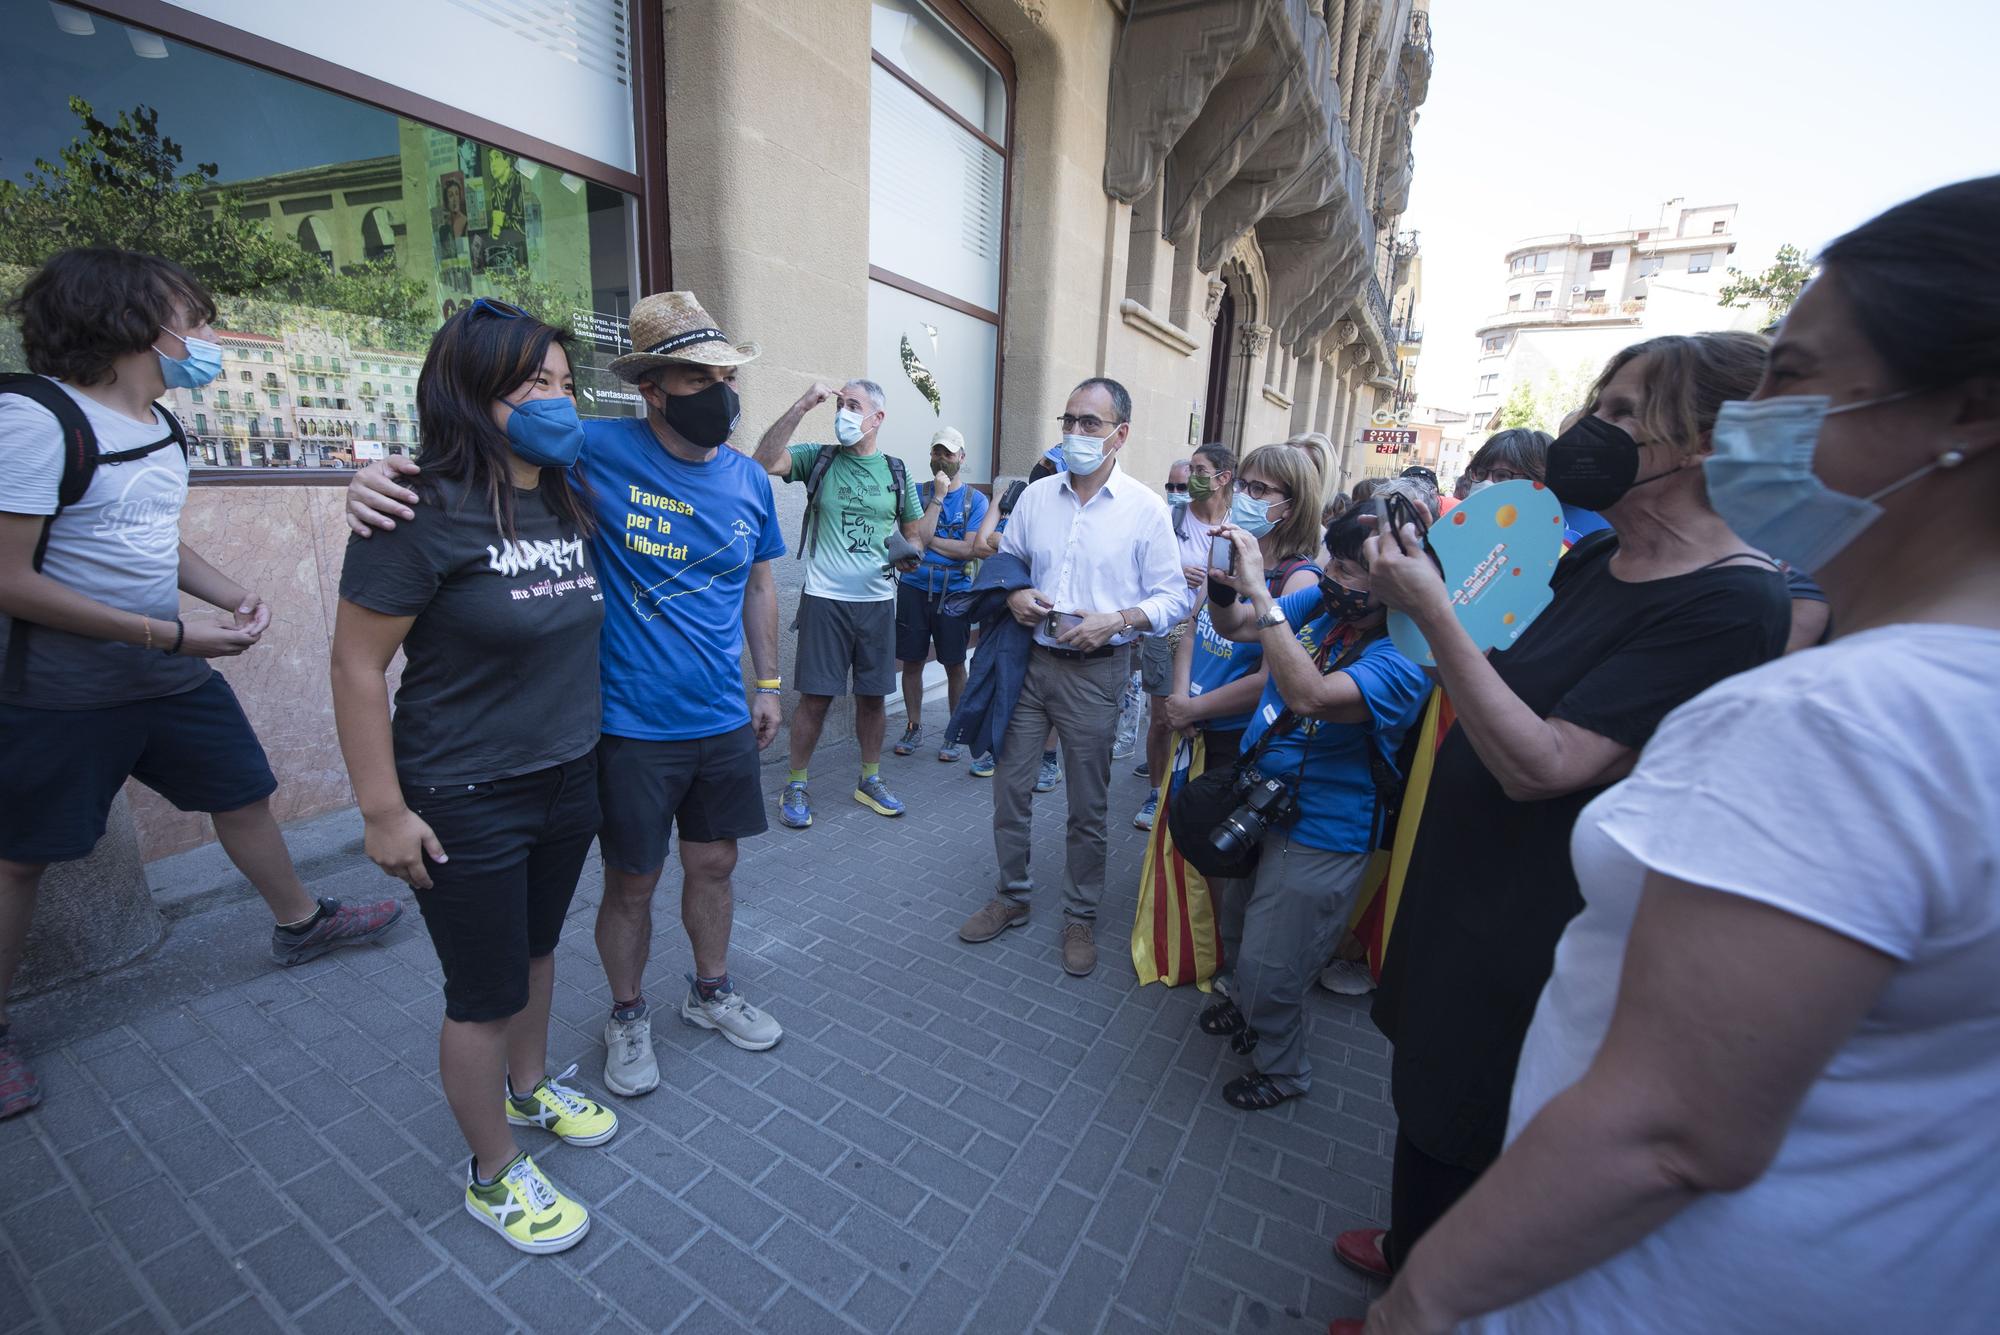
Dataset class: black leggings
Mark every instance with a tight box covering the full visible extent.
[1384,1129,1484,1270]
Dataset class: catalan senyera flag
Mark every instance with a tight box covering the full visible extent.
[1346,688,1456,980]
[1131,733,1223,991]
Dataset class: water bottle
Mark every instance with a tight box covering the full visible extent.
[1112,669,1146,758]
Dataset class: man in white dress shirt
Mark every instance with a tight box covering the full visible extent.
[956,378,1184,976]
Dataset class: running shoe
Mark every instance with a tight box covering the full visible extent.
[1034,756,1062,793]
[892,725,922,756]
[680,977,783,1051]
[779,780,812,829]
[854,774,906,817]
[505,1064,618,1147]
[270,896,403,966]
[970,752,995,777]
[464,1152,588,1254]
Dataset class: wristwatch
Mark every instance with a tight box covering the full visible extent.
[1254,602,1288,629]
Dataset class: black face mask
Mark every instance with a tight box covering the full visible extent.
[1544,414,1642,510]
[657,379,740,448]
[1318,576,1375,624]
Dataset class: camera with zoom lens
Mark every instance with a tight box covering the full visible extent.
[1211,768,1298,859]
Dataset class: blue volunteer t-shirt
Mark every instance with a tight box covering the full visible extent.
[577,419,786,741]
[1187,604,1263,733]
[901,482,988,595]
[1238,587,1429,853]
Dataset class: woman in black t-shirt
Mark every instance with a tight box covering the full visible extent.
[1331,333,1793,1283]
[332,302,612,1257]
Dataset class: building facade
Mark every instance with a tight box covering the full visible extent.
[1468,200,1748,428]
[1,0,1440,860]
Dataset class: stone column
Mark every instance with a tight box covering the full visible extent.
[10,792,160,1000]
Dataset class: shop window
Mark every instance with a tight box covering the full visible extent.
[0,7,641,470]
[868,0,1010,481]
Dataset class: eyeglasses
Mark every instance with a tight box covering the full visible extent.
[1055,414,1123,434]
[1164,483,1189,494]
[468,297,527,321]
[1482,467,1528,483]
[1239,479,1291,502]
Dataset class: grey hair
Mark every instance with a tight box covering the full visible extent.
[1073,376,1132,424]
[1169,457,1191,470]
[846,378,887,411]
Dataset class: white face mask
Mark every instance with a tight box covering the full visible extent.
[834,408,867,447]
[1060,431,1109,476]
[1463,479,1499,498]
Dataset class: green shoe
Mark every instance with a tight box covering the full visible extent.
[464,1152,588,1254]
[505,1063,619,1147]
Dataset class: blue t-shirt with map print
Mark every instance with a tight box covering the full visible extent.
[578,418,785,741]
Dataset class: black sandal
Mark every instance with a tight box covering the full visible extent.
[1199,998,1246,1036]
[1223,1072,1299,1111]
[1229,1025,1259,1056]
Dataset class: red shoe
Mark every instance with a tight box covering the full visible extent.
[270,895,404,966]
[1333,1227,1392,1279]
[0,1033,42,1119]
[1328,1321,1365,1335]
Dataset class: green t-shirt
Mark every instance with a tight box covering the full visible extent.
[786,443,925,602]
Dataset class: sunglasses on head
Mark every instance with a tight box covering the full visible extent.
[468,297,527,321]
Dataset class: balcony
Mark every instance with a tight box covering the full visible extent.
[1477,302,1644,333]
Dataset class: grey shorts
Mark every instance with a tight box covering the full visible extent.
[1139,631,1177,697]
[795,593,897,697]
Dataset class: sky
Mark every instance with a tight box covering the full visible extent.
[1403,0,2000,408]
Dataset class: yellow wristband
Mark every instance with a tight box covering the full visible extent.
[755,678,782,689]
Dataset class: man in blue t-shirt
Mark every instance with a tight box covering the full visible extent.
[343,291,788,1098]
[1204,509,1429,1111]
[893,427,988,763]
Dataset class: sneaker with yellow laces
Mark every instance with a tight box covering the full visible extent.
[464,1152,589,1254]
[503,1064,618,1147]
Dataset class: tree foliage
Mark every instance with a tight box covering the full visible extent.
[1718,242,1815,325]
[0,99,428,332]
[1494,361,1596,434]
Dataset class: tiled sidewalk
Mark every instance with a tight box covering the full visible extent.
[2,738,1393,1333]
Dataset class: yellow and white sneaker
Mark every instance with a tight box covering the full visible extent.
[464,1153,589,1254]
[504,1064,619,1147]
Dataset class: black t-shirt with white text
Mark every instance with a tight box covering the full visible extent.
[339,474,603,787]
[1373,532,1791,1169]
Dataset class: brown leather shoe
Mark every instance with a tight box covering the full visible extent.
[959,896,1029,943]
[1061,920,1096,976]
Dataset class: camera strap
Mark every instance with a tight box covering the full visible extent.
[1235,613,1383,777]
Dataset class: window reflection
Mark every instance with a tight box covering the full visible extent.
[0,2,641,469]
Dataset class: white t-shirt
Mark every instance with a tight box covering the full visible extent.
[1467,624,2000,1335]
[0,379,208,706]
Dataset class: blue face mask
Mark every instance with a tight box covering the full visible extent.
[153,328,224,389]
[1704,390,1948,573]
[1227,489,1275,537]
[502,395,587,469]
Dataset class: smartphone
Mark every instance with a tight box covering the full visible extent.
[1209,532,1235,574]
[1042,609,1085,640]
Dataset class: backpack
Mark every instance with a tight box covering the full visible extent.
[0,374,189,691]
[797,443,909,560]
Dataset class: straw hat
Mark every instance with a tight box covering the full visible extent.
[608,291,761,381]
[929,427,966,453]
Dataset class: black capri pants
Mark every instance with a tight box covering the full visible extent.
[404,753,600,1023]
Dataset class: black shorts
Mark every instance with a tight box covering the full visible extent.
[795,593,897,697]
[404,753,599,1023]
[596,725,769,875]
[895,581,972,668]
[0,673,277,865]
